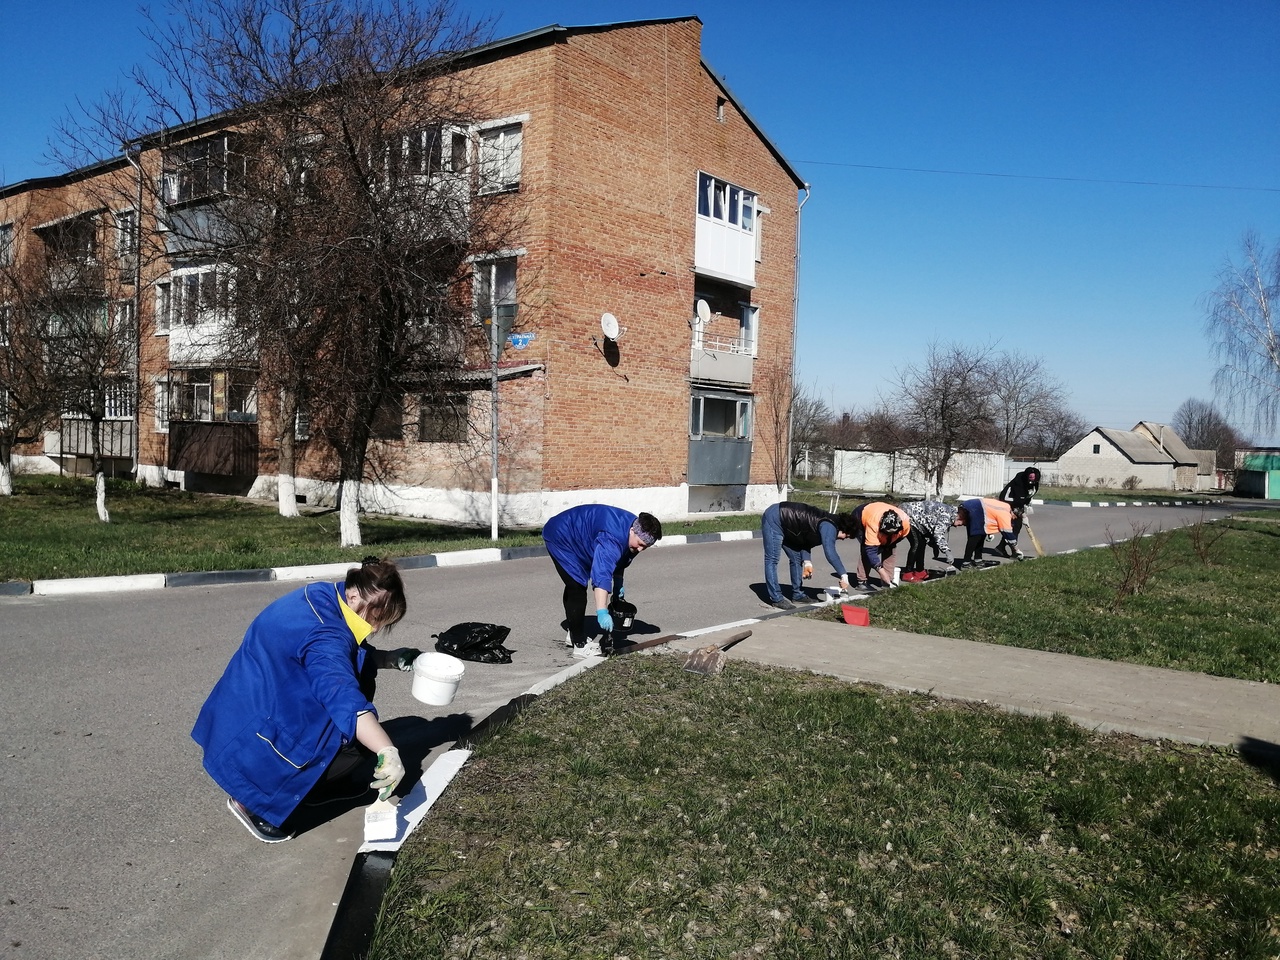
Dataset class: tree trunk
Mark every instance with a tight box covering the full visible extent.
[339,477,362,547]
[95,471,110,523]
[90,414,110,523]
[0,454,12,496]
[276,389,300,517]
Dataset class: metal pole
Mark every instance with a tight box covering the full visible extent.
[490,314,499,541]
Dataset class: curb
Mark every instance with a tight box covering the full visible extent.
[1,530,766,598]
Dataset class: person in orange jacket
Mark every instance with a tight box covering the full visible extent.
[848,501,911,588]
[955,497,1021,567]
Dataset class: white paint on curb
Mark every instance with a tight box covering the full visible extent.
[718,530,755,541]
[273,561,358,582]
[652,535,686,547]
[682,618,761,637]
[32,573,167,595]
[359,747,472,854]
[432,548,502,567]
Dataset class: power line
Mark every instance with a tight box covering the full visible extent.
[795,159,1280,194]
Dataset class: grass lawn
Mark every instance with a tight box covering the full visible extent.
[0,475,761,581]
[366,516,1280,959]
[371,657,1280,960]
[825,521,1280,684]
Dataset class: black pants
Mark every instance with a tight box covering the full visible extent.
[552,555,589,644]
[904,528,928,573]
[306,654,379,792]
[963,532,988,564]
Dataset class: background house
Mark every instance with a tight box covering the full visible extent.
[1056,423,1210,492]
[1234,448,1280,499]
[1,18,806,525]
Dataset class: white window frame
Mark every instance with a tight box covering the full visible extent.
[697,172,757,237]
[166,264,227,327]
[689,391,753,440]
[154,381,170,433]
[115,208,137,273]
[154,280,172,335]
[476,115,527,194]
[474,253,520,348]
[0,222,13,267]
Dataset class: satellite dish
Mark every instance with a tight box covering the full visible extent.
[600,312,620,341]
[695,299,711,326]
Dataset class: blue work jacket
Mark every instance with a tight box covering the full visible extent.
[542,504,637,593]
[191,582,374,827]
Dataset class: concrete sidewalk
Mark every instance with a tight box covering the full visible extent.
[668,615,1280,748]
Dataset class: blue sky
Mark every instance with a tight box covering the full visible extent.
[4,1,1279,440]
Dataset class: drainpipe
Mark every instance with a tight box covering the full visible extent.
[123,143,144,478]
[785,183,811,496]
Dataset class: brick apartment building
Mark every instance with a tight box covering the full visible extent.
[0,17,806,525]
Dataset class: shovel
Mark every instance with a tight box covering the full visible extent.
[609,632,681,656]
[682,629,753,676]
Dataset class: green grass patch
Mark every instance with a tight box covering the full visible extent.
[371,657,1280,959]
[0,474,761,581]
[820,522,1280,683]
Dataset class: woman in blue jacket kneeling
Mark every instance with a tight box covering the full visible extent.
[192,557,419,843]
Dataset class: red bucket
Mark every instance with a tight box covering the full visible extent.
[841,604,870,627]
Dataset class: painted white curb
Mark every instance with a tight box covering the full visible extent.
[433,548,503,567]
[273,561,359,582]
[32,573,167,596]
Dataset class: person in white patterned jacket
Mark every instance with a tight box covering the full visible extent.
[899,499,962,582]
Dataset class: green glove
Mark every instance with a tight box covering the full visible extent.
[370,745,405,801]
[386,648,421,672]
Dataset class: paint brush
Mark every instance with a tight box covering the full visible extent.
[363,797,398,843]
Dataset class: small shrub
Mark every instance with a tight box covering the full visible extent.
[1106,520,1175,610]
[1121,475,1142,491]
[1187,509,1229,565]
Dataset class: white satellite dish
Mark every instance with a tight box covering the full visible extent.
[600,312,620,341]
[695,299,711,326]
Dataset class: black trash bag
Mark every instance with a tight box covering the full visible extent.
[432,622,514,664]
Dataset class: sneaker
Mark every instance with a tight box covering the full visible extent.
[770,596,795,610]
[563,629,574,648]
[227,797,293,844]
[791,592,810,604]
[572,639,603,659]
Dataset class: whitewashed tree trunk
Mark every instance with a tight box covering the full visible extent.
[0,459,12,495]
[277,472,300,517]
[276,390,300,517]
[339,478,361,547]
[95,471,110,523]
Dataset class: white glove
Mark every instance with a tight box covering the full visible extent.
[371,746,404,801]
[838,575,851,593]
[1024,505,1034,516]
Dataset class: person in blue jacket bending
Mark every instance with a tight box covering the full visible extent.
[192,557,420,843]
[542,504,663,659]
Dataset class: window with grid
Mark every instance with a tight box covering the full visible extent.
[418,394,468,443]
[477,123,522,193]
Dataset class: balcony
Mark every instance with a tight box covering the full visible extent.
[690,332,754,386]
[48,259,105,294]
[168,420,259,477]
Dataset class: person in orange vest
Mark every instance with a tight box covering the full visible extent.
[848,501,911,588]
[955,497,1021,567]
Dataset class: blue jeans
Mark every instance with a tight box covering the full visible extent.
[762,504,806,602]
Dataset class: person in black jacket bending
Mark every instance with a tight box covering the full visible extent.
[760,501,858,609]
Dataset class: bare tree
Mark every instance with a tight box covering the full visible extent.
[755,349,795,492]
[988,351,1070,454]
[1205,230,1280,436]
[58,0,513,545]
[29,210,137,521]
[0,213,62,495]
[789,381,832,475]
[1021,401,1089,460]
[891,341,998,494]
[1171,397,1246,478]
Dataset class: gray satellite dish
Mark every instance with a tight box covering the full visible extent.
[695,299,711,326]
[601,312,620,341]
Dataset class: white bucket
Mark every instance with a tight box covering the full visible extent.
[411,652,465,705]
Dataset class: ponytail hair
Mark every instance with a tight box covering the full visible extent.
[345,556,407,629]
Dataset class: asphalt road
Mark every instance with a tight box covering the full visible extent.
[0,500,1235,959]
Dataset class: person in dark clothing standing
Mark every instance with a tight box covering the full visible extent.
[760,501,858,609]
[999,466,1042,554]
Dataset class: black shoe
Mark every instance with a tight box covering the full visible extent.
[227,797,294,843]
[770,597,795,610]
